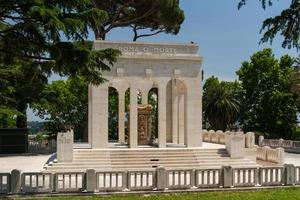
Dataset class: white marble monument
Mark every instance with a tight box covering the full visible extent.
[88,40,203,148]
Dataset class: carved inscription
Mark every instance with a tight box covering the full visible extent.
[118,46,177,55]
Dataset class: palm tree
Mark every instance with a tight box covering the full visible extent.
[203,82,240,131]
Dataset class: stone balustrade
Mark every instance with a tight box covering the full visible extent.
[202,130,255,148]
[28,139,56,154]
[256,146,284,164]
[1,164,299,195]
[202,130,227,144]
[259,136,300,153]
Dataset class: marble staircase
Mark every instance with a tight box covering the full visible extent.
[45,148,258,172]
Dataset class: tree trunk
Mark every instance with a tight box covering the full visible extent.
[16,103,27,128]
[95,26,106,40]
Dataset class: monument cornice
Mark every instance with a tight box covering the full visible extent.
[93,40,201,59]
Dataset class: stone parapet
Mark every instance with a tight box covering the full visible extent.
[2,165,300,194]
[257,146,284,164]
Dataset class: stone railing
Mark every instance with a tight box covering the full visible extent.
[28,139,56,154]
[202,130,227,144]
[258,136,300,153]
[202,130,255,148]
[1,165,299,195]
[256,146,284,164]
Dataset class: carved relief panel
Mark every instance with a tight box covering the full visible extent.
[137,105,152,145]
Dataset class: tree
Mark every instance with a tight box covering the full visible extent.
[0,1,119,81]
[203,76,241,131]
[32,76,89,141]
[290,55,300,112]
[108,87,119,141]
[93,0,185,41]
[0,1,121,128]
[237,49,298,139]
[238,0,300,50]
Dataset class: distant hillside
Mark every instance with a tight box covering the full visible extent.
[27,121,46,135]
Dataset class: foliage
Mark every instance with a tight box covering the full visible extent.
[291,55,300,111]
[27,121,46,135]
[238,0,300,50]
[148,88,158,139]
[32,77,89,141]
[0,107,19,128]
[0,0,120,82]
[93,0,185,41]
[33,132,49,141]
[0,61,48,128]
[203,76,241,131]
[236,48,298,139]
[108,87,119,141]
[0,0,121,128]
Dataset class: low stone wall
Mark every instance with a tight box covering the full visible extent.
[257,146,284,164]
[1,165,299,195]
[203,130,287,163]
[259,136,300,153]
[28,139,56,154]
[202,130,255,148]
[202,130,227,144]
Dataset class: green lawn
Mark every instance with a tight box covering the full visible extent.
[3,188,300,200]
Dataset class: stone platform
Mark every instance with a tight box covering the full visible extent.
[46,145,258,172]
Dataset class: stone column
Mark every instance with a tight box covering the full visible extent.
[172,79,178,144]
[88,84,108,148]
[158,82,167,148]
[178,94,185,145]
[129,87,138,148]
[185,79,202,147]
[118,90,125,144]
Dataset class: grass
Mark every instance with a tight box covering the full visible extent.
[3,188,300,200]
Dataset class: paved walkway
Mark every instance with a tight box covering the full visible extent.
[284,152,300,166]
[0,154,53,172]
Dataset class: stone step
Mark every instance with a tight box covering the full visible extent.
[71,157,232,162]
[74,149,227,154]
[53,160,252,167]
[51,158,254,166]
[73,154,229,159]
[47,148,257,173]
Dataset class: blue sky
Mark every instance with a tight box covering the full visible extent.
[27,0,298,121]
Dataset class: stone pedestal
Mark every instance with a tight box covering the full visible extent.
[57,130,73,162]
[225,132,245,159]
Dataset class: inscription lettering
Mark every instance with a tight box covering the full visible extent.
[118,46,177,54]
